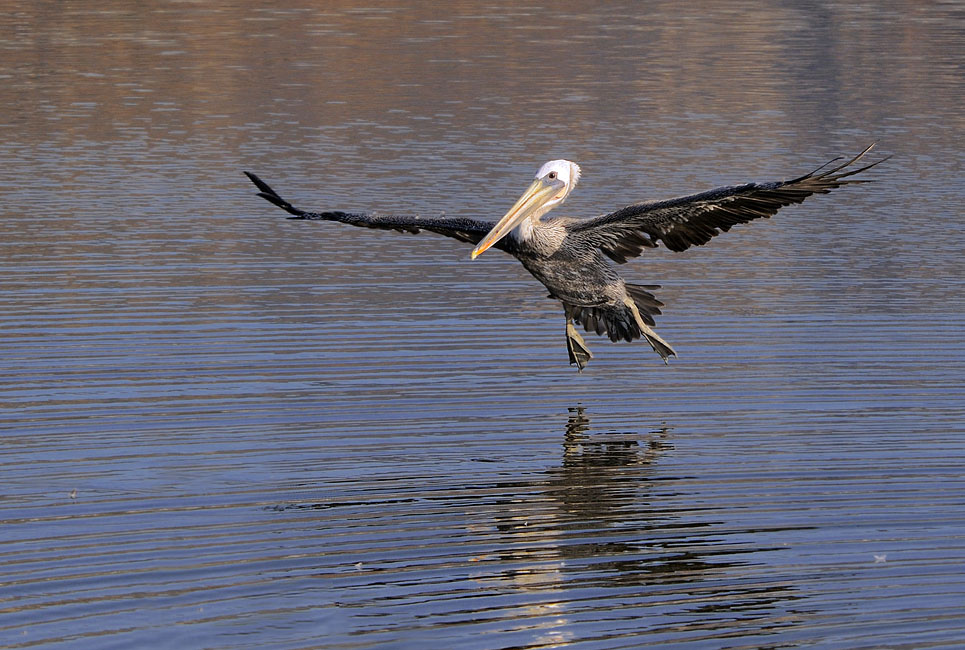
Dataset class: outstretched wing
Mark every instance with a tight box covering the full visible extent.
[244,171,495,246]
[569,144,889,263]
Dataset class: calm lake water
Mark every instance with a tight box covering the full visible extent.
[2,2,964,648]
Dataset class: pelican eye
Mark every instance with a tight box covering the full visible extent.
[548,171,557,180]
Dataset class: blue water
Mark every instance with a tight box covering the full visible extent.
[2,2,964,649]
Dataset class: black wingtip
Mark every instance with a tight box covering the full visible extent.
[832,152,892,181]
[244,171,277,197]
[244,171,307,217]
[255,191,287,208]
[788,142,889,185]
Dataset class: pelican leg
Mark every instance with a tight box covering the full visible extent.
[565,318,593,371]
[623,297,676,364]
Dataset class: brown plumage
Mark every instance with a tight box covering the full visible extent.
[245,144,887,371]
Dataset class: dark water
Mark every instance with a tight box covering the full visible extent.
[2,2,964,648]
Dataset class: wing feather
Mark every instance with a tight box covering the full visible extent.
[569,144,888,262]
[244,171,495,246]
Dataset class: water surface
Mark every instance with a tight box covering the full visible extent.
[2,2,964,648]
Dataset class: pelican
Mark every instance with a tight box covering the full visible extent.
[245,144,886,371]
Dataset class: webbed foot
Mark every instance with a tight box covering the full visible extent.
[566,320,593,371]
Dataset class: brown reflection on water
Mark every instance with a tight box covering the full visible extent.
[4,1,958,157]
[475,407,802,644]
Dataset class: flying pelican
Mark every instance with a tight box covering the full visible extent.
[245,144,885,371]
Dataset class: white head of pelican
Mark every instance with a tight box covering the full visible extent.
[470,160,581,259]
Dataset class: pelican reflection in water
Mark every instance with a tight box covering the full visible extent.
[245,145,886,370]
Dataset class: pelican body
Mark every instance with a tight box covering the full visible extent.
[245,144,885,371]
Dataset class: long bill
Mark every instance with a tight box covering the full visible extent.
[471,178,557,259]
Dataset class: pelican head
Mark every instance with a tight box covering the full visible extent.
[471,160,581,259]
